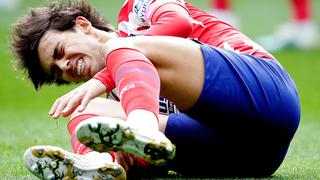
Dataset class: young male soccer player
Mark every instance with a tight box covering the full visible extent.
[11,0,300,179]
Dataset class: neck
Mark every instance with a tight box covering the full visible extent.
[95,28,119,44]
[92,28,119,66]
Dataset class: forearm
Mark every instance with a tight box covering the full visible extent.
[93,67,115,94]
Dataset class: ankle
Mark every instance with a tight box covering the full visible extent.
[127,109,159,131]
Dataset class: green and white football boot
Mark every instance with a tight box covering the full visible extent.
[24,145,126,180]
[75,117,176,166]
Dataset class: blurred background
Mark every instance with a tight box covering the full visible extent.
[0,0,319,179]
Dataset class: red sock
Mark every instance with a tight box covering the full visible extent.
[211,0,230,10]
[95,48,160,118]
[121,152,151,169]
[67,114,97,155]
[292,0,311,21]
[67,114,116,161]
[106,48,160,117]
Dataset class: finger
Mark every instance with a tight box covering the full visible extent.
[49,92,71,116]
[52,94,75,119]
[77,79,106,112]
[49,97,63,116]
[61,103,80,117]
[61,92,84,117]
[78,94,91,112]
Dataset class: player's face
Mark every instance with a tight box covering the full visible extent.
[38,28,105,82]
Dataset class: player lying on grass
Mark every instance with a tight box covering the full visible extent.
[11,0,300,179]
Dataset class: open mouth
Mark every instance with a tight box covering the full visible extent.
[77,58,85,77]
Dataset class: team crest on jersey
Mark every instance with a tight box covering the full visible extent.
[118,12,148,36]
[134,0,153,20]
[119,0,186,37]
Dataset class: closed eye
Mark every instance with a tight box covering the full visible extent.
[53,42,64,60]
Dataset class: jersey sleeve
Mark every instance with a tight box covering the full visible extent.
[131,0,192,37]
[143,2,193,37]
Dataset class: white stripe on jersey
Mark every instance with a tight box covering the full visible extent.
[118,0,185,37]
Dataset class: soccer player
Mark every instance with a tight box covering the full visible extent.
[207,0,318,52]
[11,0,300,179]
[258,0,318,52]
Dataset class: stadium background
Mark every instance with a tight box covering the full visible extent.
[0,0,319,179]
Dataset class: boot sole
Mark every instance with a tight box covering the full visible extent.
[76,117,175,166]
[24,145,126,180]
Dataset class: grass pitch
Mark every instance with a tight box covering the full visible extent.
[0,0,319,179]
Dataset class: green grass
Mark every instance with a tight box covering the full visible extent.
[0,0,319,179]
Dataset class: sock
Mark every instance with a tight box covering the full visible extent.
[106,48,160,118]
[212,0,230,10]
[292,0,311,21]
[67,114,115,161]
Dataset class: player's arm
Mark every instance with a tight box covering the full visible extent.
[144,2,193,37]
[49,78,108,119]
[49,38,160,119]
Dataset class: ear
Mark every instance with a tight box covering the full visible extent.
[74,16,92,34]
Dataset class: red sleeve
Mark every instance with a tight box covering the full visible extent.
[144,3,193,38]
[93,67,116,93]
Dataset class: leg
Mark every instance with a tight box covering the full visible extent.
[163,113,218,177]
[68,98,167,156]
[70,97,168,132]
[178,46,300,177]
[23,98,173,179]
[212,0,230,10]
[292,0,310,21]
[75,116,175,166]
[68,97,175,165]
[257,0,317,51]
[207,0,240,28]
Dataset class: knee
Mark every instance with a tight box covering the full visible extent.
[70,97,102,118]
[70,97,125,119]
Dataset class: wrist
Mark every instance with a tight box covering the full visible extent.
[93,68,116,93]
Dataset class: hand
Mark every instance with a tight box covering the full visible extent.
[49,79,107,119]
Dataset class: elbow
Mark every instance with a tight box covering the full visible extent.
[173,15,193,37]
[145,13,194,37]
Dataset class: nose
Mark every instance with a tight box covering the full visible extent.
[56,59,71,71]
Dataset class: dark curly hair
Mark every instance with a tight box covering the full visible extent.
[11,0,115,90]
